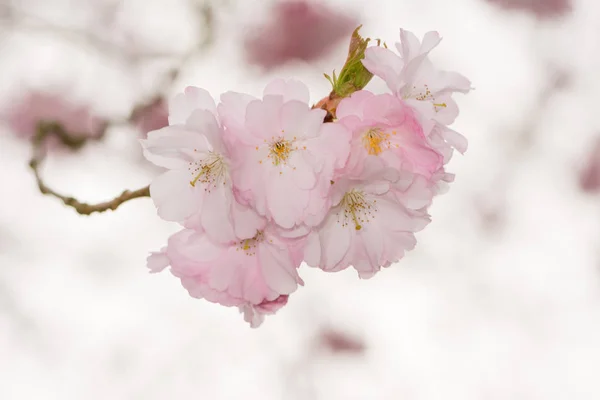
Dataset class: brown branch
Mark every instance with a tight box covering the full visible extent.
[313,92,342,122]
[15,1,220,216]
[21,2,213,215]
[29,121,150,215]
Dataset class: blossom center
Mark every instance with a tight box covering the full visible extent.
[188,152,227,190]
[236,231,265,256]
[338,190,377,231]
[268,138,294,165]
[410,84,447,112]
[362,128,390,155]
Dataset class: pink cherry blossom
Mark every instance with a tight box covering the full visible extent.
[141,86,264,243]
[336,90,443,178]
[363,30,471,122]
[244,0,357,69]
[218,79,351,230]
[304,157,431,279]
[140,27,473,329]
[151,228,303,327]
[362,29,471,158]
[3,91,105,146]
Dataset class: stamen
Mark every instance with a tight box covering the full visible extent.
[188,152,227,191]
[337,190,377,230]
[362,128,390,155]
[414,85,433,101]
[236,231,265,256]
[268,138,294,165]
[411,84,447,113]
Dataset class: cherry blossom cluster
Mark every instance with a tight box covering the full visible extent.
[142,29,471,327]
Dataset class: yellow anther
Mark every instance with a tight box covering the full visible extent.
[362,128,390,156]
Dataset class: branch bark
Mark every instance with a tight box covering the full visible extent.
[28,121,150,215]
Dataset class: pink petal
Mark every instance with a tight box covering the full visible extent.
[419,31,442,54]
[231,200,266,239]
[303,232,322,267]
[308,122,352,170]
[200,185,237,243]
[218,91,257,144]
[336,90,375,120]
[150,169,203,222]
[169,86,217,125]
[141,126,210,168]
[319,212,352,270]
[240,304,266,328]
[397,28,422,59]
[185,109,225,153]
[360,221,385,269]
[264,78,310,104]
[266,168,309,228]
[167,229,223,265]
[147,248,169,273]
[245,97,284,142]
[288,152,317,190]
[440,126,468,154]
[280,101,325,140]
[362,46,404,93]
[259,241,302,294]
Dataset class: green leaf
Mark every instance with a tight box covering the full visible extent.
[331,25,377,98]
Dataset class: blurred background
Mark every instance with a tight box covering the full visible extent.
[2,0,600,398]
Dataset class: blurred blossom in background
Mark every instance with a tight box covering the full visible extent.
[579,137,600,193]
[5,91,105,148]
[2,0,600,399]
[485,0,572,17]
[130,96,169,137]
[244,0,356,69]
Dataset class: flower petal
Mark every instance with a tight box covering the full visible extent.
[147,248,169,273]
[288,152,317,190]
[336,90,375,120]
[319,212,352,270]
[259,241,301,294]
[141,126,210,168]
[264,78,310,104]
[200,185,237,243]
[169,86,217,125]
[266,167,309,228]
[245,97,283,142]
[150,169,204,222]
[280,101,325,139]
[185,109,226,154]
[362,46,404,93]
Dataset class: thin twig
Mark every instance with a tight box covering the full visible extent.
[18,1,220,215]
[313,91,341,121]
[28,121,150,215]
